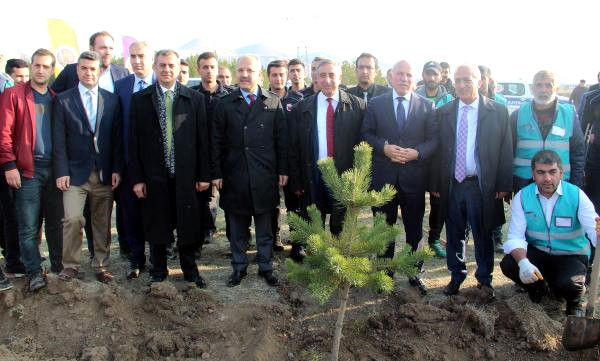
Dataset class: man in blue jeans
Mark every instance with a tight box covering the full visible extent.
[0,49,63,291]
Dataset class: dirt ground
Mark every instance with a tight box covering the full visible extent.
[1,197,600,361]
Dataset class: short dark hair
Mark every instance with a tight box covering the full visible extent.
[78,51,101,64]
[5,59,28,75]
[180,58,189,67]
[355,52,378,69]
[31,48,56,68]
[267,59,289,76]
[440,62,450,69]
[531,150,563,170]
[288,58,304,69]
[196,52,217,67]
[89,31,113,48]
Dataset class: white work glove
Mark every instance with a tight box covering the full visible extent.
[518,258,543,284]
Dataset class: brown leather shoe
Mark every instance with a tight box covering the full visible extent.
[95,271,114,283]
[58,268,78,282]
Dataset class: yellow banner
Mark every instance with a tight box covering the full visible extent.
[47,18,79,76]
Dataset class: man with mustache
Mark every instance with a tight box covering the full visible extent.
[511,70,585,193]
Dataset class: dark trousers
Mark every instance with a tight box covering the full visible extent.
[15,161,63,274]
[0,174,22,270]
[228,211,273,272]
[373,187,425,269]
[500,245,587,307]
[120,170,145,269]
[150,242,198,280]
[272,207,280,240]
[446,178,494,285]
[427,193,444,244]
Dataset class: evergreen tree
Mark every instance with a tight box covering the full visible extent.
[285,142,430,361]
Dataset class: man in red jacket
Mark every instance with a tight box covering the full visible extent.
[0,48,63,291]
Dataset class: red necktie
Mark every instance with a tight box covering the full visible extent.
[326,98,334,157]
[248,94,256,108]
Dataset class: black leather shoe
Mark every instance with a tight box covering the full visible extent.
[258,270,279,286]
[443,278,462,296]
[290,244,306,263]
[149,275,165,285]
[408,277,427,295]
[126,267,140,280]
[227,270,247,287]
[194,275,207,289]
[477,283,495,301]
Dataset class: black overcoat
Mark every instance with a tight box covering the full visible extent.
[128,84,210,245]
[211,87,288,215]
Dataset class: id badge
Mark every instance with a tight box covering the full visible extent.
[555,216,572,228]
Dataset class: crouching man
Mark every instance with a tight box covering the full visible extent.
[500,150,597,316]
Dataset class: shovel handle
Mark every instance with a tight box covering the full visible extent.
[585,217,600,317]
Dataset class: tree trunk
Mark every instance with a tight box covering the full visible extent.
[330,282,351,361]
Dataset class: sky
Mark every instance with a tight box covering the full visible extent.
[3,0,598,84]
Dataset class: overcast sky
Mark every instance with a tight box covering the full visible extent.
[3,0,598,84]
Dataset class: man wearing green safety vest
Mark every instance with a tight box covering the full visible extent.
[511,70,585,193]
[500,150,597,316]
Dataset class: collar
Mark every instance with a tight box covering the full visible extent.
[240,86,259,100]
[318,90,340,104]
[78,82,99,96]
[392,88,412,103]
[134,73,154,85]
[459,96,479,111]
[535,180,564,198]
[159,83,176,93]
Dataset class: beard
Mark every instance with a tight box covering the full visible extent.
[534,93,556,106]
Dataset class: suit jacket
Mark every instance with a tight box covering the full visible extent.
[52,86,122,187]
[347,83,391,102]
[289,90,366,206]
[0,82,57,177]
[51,63,130,94]
[129,83,210,245]
[114,74,156,164]
[211,87,288,215]
[431,97,512,231]
[361,91,438,193]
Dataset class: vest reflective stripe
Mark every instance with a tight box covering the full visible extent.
[520,181,590,256]
[513,100,574,180]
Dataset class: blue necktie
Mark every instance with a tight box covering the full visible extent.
[86,89,96,131]
[396,96,406,131]
[137,79,146,92]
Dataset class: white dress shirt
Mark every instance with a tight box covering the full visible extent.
[456,98,479,176]
[98,65,114,93]
[392,89,411,120]
[316,91,339,161]
[503,181,598,254]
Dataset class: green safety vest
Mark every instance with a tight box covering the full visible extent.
[521,181,589,256]
[513,101,574,179]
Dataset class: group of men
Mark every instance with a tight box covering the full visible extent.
[0,31,599,317]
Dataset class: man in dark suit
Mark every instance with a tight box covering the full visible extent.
[212,55,288,287]
[128,49,210,288]
[52,31,129,94]
[348,53,391,104]
[51,31,130,260]
[289,59,366,239]
[114,41,155,279]
[53,51,123,283]
[361,60,438,294]
[431,64,512,299]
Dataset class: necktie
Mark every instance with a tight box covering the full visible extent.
[363,91,369,104]
[455,105,471,182]
[165,90,173,151]
[248,93,256,107]
[86,89,96,131]
[326,98,334,157]
[137,79,146,92]
[396,96,406,131]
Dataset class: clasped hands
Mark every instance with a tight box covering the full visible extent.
[383,144,418,164]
